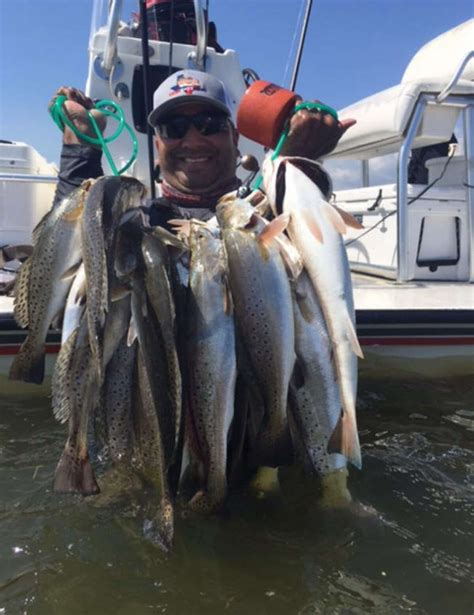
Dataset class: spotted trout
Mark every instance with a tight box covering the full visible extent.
[10,181,92,383]
[81,176,145,379]
[186,223,237,512]
[264,157,362,468]
[216,198,295,467]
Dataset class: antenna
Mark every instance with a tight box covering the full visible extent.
[289,0,313,92]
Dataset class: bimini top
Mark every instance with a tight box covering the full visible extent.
[328,20,474,160]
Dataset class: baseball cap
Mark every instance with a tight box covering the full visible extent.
[148,69,231,127]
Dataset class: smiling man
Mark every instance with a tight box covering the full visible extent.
[49,69,353,228]
[48,69,356,508]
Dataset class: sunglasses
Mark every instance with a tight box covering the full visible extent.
[156,111,230,139]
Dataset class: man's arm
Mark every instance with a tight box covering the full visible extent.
[49,87,107,208]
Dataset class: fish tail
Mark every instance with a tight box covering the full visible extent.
[187,487,226,514]
[53,446,100,495]
[143,499,174,553]
[340,410,362,469]
[9,339,45,384]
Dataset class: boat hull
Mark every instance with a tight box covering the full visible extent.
[1,307,472,382]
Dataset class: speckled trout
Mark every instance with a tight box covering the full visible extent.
[264,157,362,468]
[289,270,348,477]
[81,176,145,378]
[186,223,236,512]
[216,198,295,468]
[10,181,92,383]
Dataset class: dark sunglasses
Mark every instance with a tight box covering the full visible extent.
[156,111,229,139]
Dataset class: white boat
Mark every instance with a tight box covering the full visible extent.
[0,1,472,379]
[327,20,474,377]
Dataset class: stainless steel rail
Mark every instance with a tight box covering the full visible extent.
[463,105,474,282]
[102,0,124,74]
[397,96,427,283]
[190,0,207,69]
[0,174,57,183]
[437,50,474,103]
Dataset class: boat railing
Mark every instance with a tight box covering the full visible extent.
[98,0,208,74]
[0,173,57,184]
[102,0,123,75]
[190,0,207,70]
[437,50,474,103]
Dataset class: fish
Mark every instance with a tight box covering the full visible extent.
[104,334,136,464]
[185,223,237,512]
[289,270,348,477]
[264,157,362,468]
[129,261,179,486]
[9,181,91,383]
[216,198,295,468]
[141,228,184,469]
[133,349,174,553]
[53,315,100,495]
[81,176,145,379]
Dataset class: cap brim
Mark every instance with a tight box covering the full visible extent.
[148,96,231,127]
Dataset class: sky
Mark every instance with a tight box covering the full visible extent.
[0,0,472,185]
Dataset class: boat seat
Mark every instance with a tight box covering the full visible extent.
[328,78,474,160]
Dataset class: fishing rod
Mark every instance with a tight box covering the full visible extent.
[289,0,313,92]
[140,0,157,199]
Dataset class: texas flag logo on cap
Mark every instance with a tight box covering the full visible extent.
[169,74,206,97]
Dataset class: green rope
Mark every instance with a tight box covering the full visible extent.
[253,101,338,190]
[50,96,139,176]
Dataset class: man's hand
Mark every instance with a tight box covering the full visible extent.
[280,103,356,159]
[48,86,107,147]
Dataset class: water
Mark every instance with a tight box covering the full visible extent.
[1,375,473,615]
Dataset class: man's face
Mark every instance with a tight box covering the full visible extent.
[154,103,239,195]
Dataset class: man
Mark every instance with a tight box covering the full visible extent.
[49,69,356,507]
[50,69,355,223]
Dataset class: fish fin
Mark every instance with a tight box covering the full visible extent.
[52,331,78,423]
[127,315,138,346]
[9,340,45,384]
[333,205,364,229]
[323,202,347,234]
[327,413,344,455]
[62,200,85,222]
[291,356,306,390]
[167,219,191,235]
[12,258,32,328]
[60,261,82,281]
[274,235,304,281]
[152,226,188,254]
[339,410,362,470]
[53,448,100,495]
[258,213,290,247]
[346,315,364,359]
[223,277,234,316]
[75,278,87,305]
[110,283,130,302]
[294,283,316,324]
[301,209,324,243]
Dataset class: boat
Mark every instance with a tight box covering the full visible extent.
[0,1,472,379]
[327,20,474,376]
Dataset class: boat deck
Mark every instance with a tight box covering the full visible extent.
[352,274,474,310]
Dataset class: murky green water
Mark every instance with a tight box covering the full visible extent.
[1,374,473,615]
